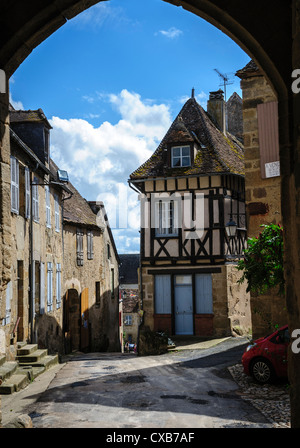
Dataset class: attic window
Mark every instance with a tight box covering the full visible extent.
[171,146,191,167]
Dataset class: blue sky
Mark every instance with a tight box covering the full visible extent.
[10,0,250,254]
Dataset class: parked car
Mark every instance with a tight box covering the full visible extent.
[242,325,289,383]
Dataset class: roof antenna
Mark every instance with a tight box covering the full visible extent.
[214,69,233,102]
[191,87,195,99]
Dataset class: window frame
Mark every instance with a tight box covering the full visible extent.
[155,199,178,237]
[56,263,62,309]
[25,167,31,219]
[47,262,53,312]
[54,194,60,232]
[32,177,39,223]
[45,185,51,228]
[171,145,191,168]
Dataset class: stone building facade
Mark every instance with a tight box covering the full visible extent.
[0,107,66,359]
[61,177,120,353]
[236,61,287,338]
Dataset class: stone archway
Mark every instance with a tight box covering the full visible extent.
[0,0,299,427]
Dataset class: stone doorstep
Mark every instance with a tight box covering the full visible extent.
[0,345,59,395]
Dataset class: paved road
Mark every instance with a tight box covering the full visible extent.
[2,337,273,428]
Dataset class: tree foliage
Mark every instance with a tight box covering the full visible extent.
[237,223,284,296]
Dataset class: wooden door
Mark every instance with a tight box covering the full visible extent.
[80,288,89,351]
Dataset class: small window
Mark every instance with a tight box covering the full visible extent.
[107,243,111,259]
[45,185,51,228]
[54,194,60,232]
[95,281,101,305]
[124,315,132,326]
[171,146,191,167]
[111,268,114,299]
[11,156,19,214]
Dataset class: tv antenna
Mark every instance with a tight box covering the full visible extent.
[214,69,234,102]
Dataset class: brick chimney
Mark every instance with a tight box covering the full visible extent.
[207,89,226,134]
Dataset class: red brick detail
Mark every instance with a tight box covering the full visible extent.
[194,314,214,336]
[154,314,172,334]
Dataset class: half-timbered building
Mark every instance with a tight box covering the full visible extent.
[129,92,251,338]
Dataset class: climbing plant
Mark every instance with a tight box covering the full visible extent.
[237,223,284,296]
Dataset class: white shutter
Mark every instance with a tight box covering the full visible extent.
[56,263,61,309]
[4,281,12,325]
[45,185,51,228]
[87,231,93,259]
[32,178,39,222]
[155,275,172,314]
[54,194,60,232]
[25,167,30,219]
[40,262,45,314]
[11,156,19,214]
[47,262,53,312]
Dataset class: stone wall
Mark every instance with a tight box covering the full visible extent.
[237,65,287,338]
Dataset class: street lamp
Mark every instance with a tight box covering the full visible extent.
[225,217,237,238]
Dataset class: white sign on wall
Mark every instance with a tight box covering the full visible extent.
[265,161,280,178]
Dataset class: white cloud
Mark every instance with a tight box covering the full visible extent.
[50,89,172,253]
[156,27,183,39]
[70,3,131,31]
[9,92,24,110]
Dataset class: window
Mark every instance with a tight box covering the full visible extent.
[76,229,84,266]
[11,156,19,214]
[124,315,132,326]
[111,268,115,299]
[107,243,111,259]
[56,263,61,309]
[95,281,101,305]
[87,231,94,259]
[47,262,53,312]
[25,167,30,219]
[45,185,51,228]
[171,146,191,167]
[155,200,178,236]
[54,194,60,232]
[32,177,39,222]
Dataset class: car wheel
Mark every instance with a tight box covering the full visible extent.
[250,358,274,384]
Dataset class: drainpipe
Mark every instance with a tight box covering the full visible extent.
[29,164,39,343]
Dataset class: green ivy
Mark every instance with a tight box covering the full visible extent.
[236,223,285,296]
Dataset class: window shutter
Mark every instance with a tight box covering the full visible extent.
[77,229,84,266]
[195,274,213,314]
[11,156,19,214]
[45,186,51,228]
[25,167,30,218]
[56,263,61,309]
[40,262,45,314]
[32,178,39,221]
[5,281,12,325]
[87,231,93,259]
[155,275,172,314]
[47,262,53,312]
[257,101,280,179]
[54,194,60,232]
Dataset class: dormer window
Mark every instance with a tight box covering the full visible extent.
[171,146,191,167]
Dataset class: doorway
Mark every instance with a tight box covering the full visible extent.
[174,275,193,335]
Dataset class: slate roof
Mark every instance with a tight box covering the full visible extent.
[236,60,262,79]
[9,105,52,129]
[119,254,139,284]
[129,97,244,181]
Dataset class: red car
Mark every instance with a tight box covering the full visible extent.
[242,325,289,383]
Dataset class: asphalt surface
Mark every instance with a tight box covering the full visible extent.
[1,337,273,429]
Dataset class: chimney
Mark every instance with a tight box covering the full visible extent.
[207,89,226,134]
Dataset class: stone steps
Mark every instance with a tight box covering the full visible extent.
[0,342,59,395]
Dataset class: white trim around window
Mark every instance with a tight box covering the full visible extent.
[171,145,191,167]
[10,156,19,214]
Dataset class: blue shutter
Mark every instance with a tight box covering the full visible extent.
[195,274,213,314]
[155,275,171,314]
